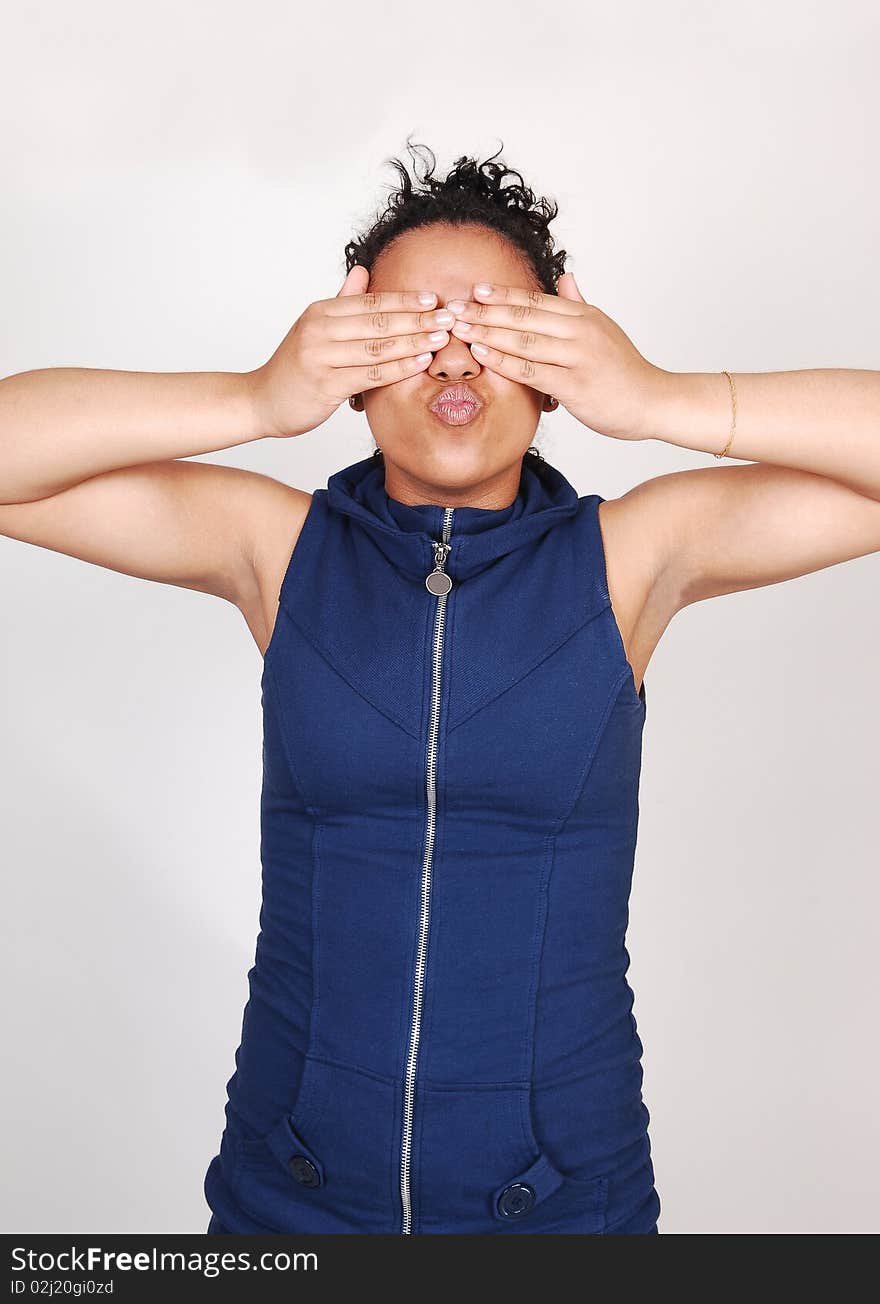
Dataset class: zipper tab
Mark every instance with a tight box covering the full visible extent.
[425,538,453,595]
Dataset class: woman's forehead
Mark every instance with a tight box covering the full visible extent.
[369,225,537,293]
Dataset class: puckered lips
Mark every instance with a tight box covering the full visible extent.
[429,382,484,428]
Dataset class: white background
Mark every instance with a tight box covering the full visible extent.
[1,0,877,1234]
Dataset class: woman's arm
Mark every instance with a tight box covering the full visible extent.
[0,367,281,613]
[621,366,880,613]
[647,368,880,502]
[0,267,449,612]
[445,278,880,617]
[0,367,264,505]
[0,267,450,507]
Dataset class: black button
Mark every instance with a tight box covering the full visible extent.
[497,1182,536,1217]
[289,1154,321,1187]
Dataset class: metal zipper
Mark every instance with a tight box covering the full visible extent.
[399,509,455,1235]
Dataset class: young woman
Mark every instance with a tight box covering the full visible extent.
[2,145,878,1236]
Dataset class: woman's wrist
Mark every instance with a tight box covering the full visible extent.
[639,369,732,453]
[241,365,281,440]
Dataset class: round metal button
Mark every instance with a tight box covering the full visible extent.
[426,571,452,596]
[497,1181,536,1217]
[289,1154,321,1187]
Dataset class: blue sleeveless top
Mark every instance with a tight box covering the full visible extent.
[203,452,660,1235]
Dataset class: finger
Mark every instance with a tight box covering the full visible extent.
[555,271,588,304]
[470,281,583,316]
[450,318,576,366]
[447,299,576,340]
[337,265,370,298]
[324,305,455,341]
[324,287,439,316]
[325,327,451,367]
[336,349,436,393]
[465,340,570,393]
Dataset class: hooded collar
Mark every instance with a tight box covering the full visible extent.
[326,453,581,582]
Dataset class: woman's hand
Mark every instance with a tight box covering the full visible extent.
[447,273,664,441]
[249,265,454,438]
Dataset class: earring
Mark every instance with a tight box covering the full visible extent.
[546,396,559,411]
[349,396,358,409]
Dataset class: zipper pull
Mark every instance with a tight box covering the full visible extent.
[425,539,452,595]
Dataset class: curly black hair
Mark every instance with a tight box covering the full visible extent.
[344,137,567,293]
[345,138,565,478]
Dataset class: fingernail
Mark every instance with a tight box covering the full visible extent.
[428,330,448,344]
[474,283,492,296]
[418,292,437,306]
[416,352,433,363]
[470,342,489,356]
[446,299,467,314]
[453,320,472,334]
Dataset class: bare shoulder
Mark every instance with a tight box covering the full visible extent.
[236,473,313,657]
[596,472,691,693]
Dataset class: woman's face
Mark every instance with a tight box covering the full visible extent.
[358,222,551,508]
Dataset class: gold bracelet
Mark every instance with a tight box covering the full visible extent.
[714,370,736,458]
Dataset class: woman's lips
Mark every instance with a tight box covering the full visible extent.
[429,384,483,428]
[432,401,480,427]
